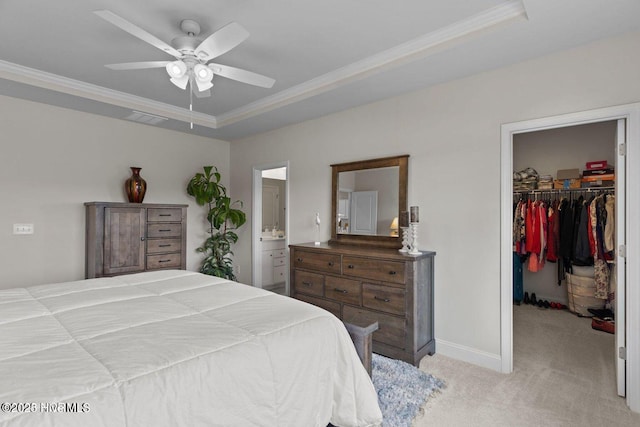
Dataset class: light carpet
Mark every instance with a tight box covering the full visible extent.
[372,353,445,427]
[412,304,640,426]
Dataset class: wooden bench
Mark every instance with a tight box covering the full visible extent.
[343,318,378,376]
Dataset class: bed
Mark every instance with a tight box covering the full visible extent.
[0,270,382,427]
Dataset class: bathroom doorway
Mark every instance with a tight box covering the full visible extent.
[252,162,289,295]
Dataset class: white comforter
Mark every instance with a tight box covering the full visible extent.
[0,270,381,427]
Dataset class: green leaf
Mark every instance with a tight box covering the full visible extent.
[186,165,246,280]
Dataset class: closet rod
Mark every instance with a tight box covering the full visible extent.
[513,186,614,195]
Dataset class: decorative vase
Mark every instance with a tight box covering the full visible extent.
[125,167,147,203]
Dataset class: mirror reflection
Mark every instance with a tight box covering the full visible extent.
[262,169,286,239]
[336,166,399,236]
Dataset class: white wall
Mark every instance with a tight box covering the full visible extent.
[514,121,616,304]
[0,96,229,289]
[230,30,640,365]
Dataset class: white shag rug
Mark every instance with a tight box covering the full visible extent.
[371,353,445,427]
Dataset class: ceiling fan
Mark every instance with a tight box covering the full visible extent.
[94,10,275,99]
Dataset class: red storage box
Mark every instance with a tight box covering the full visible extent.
[586,160,610,170]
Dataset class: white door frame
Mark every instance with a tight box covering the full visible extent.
[500,103,640,412]
[615,118,627,397]
[252,161,290,293]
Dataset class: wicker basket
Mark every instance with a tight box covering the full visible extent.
[566,273,606,316]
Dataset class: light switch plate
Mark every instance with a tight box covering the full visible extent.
[13,224,34,235]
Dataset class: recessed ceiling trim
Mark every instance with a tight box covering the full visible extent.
[0,59,217,128]
[0,1,526,133]
[217,0,528,128]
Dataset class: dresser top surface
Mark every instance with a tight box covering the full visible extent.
[85,202,188,208]
[290,242,435,260]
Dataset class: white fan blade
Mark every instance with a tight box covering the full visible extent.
[208,63,275,88]
[194,22,249,61]
[105,61,171,70]
[94,10,181,58]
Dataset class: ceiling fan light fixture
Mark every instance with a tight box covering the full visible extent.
[194,64,214,91]
[195,79,214,92]
[194,64,213,81]
[169,74,189,90]
[166,60,187,78]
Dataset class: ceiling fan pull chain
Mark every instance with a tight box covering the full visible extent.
[189,85,193,130]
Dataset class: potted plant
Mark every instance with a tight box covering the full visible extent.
[187,166,246,280]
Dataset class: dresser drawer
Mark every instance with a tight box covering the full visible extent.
[147,223,182,238]
[147,239,182,254]
[293,270,324,297]
[342,256,406,285]
[294,250,341,274]
[296,294,341,318]
[147,208,182,222]
[273,249,286,259]
[343,306,406,349]
[273,256,286,267]
[325,276,361,306]
[362,283,405,316]
[147,252,181,269]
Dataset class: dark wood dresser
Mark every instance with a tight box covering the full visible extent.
[290,242,435,366]
[85,202,187,278]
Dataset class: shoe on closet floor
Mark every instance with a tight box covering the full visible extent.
[530,293,537,306]
[524,292,530,304]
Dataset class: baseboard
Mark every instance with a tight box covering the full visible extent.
[436,339,503,372]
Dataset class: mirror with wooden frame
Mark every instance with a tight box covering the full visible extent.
[330,155,408,248]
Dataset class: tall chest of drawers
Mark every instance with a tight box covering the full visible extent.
[85,202,187,278]
[290,242,435,366]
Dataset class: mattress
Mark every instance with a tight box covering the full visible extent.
[0,270,382,427]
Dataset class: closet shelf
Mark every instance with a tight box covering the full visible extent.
[513,186,614,194]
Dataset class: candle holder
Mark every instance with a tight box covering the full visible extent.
[399,227,410,253]
[314,212,321,245]
[408,223,421,255]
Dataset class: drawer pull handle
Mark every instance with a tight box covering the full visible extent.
[140,237,146,241]
[374,296,391,303]
[328,261,334,267]
[334,288,348,294]
[303,281,313,287]
[158,259,171,263]
[389,271,397,275]
[159,214,171,217]
[297,257,303,262]
[159,229,171,232]
[158,244,171,248]
[347,264,355,269]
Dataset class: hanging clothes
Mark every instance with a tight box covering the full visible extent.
[513,190,614,286]
[604,196,616,252]
[558,198,573,262]
[546,199,559,262]
[574,199,593,266]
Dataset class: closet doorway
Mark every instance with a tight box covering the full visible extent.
[252,162,289,295]
[500,103,640,413]
[513,121,622,397]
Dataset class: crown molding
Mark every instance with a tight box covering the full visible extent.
[0,59,217,128]
[0,1,526,132]
[217,0,528,127]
